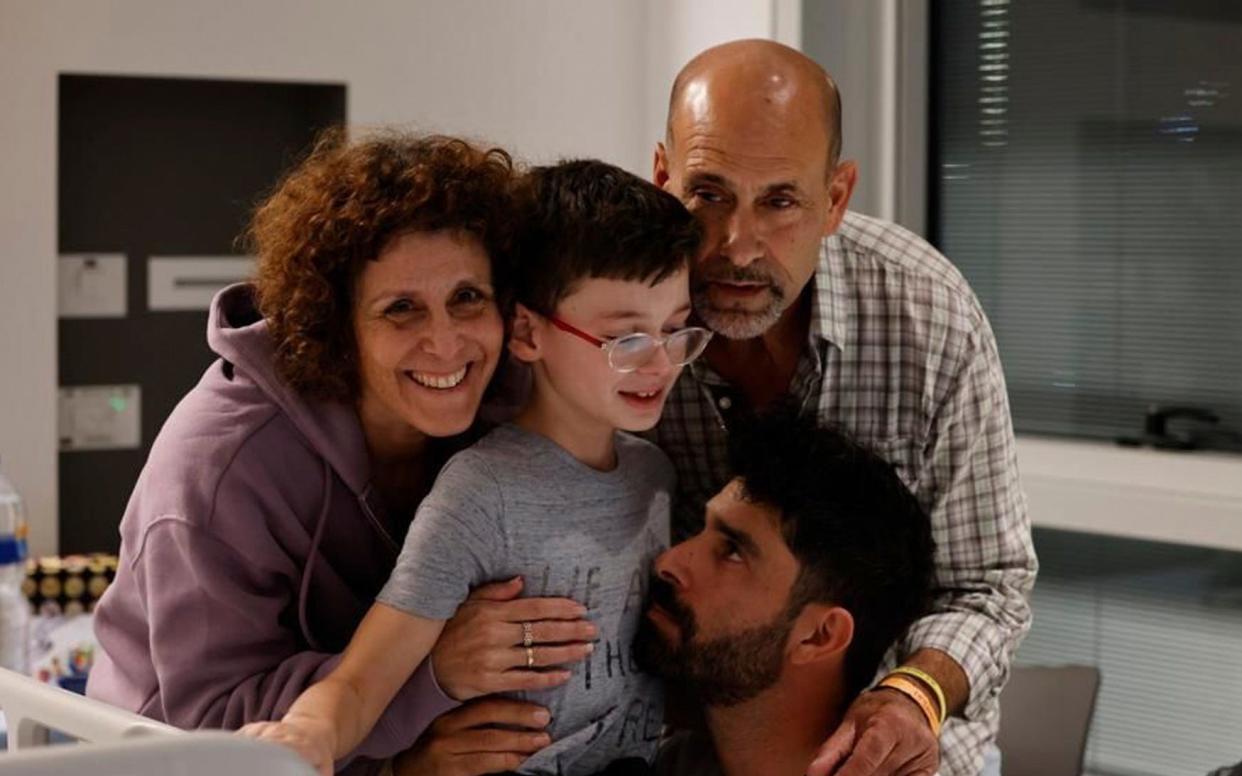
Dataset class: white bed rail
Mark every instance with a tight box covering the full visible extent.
[0,732,316,775]
[0,668,314,774]
[0,666,175,749]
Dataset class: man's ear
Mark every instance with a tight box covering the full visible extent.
[653,142,671,190]
[821,160,859,237]
[788,604,854,666]
[508,303,542,364]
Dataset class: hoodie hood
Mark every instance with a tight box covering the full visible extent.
[207,283,374,497]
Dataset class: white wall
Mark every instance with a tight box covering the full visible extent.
[0,0,788,556]
[801,0,927,233]
[642,0,801,157]
[802,0,888,218]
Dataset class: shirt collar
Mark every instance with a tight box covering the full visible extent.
[689,352,729,387]
[808,235,850,355]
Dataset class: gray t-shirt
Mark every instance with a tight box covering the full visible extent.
[379,423,673,775]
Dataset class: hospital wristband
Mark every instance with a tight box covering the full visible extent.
[888,665,948,724]
[875,674,942,737]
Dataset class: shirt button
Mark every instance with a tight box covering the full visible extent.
[718,396,733,411]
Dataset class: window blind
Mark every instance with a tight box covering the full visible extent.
[1020,530,1242,776]
[930,0,1242,447]
[929,3,1242,774]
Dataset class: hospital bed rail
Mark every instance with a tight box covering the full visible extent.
[0,667,314,774]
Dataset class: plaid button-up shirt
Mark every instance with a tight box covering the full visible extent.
[655,211,1037,776]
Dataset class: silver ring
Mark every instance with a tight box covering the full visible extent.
[522,621,534,648]
[526,646,536,668]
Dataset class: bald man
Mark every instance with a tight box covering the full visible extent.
[652,40,1036,776]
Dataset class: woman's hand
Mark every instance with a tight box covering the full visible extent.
[238,717,336,776]
[432,576,597,701]
[393,698,552,776]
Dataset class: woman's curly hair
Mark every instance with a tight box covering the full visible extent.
[246,129,518,402]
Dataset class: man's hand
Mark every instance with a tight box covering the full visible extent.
[806,689,939,776]
[393,697,552,776]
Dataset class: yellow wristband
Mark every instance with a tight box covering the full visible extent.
[888,666,948,724]
[876,675,941,737]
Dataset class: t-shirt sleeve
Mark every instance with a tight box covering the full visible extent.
[376,450,505,621]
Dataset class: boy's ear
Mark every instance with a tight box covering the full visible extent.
[788,604,854,667]
[508,303,542,363]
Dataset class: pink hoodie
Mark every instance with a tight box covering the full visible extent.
[88,284,485,773]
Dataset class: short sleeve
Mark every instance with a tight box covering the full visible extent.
[376,451,505,620]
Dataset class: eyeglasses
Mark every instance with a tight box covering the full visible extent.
[548,315,713,373]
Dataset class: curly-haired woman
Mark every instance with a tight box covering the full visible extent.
[87,132,593,775]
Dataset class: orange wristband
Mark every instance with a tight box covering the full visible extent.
[876,675,942,737]
[890,665,948,724]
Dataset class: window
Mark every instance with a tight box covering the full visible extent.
[1020,529,1242,776]
[930,0,1242,450]
[930,5,1242,774]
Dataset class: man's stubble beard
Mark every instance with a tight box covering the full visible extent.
[690,255,794,341]
[635,576,796,707]
[691,284,788,341]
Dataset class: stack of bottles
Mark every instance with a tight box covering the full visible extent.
[0,459,30,674]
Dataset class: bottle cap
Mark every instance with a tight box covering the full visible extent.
[0,536,27,565]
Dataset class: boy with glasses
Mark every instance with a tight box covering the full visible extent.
[242,160,708,775]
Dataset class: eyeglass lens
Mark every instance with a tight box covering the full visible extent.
[608,329,712,372]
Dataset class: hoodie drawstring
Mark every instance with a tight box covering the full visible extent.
[298,458,332,652]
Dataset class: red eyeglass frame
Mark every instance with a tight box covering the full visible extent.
[545,314,712,372]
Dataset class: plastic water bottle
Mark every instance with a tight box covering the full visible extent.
[0,460,30,674]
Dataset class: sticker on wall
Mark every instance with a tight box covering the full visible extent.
[57,385,141,452]
[148,256,254,311]
[57,254,127,318]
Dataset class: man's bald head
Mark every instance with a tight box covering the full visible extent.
[666,39,842,168]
